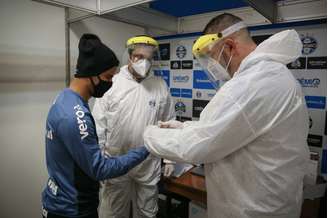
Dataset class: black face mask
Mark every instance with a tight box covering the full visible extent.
[89,76,112,98]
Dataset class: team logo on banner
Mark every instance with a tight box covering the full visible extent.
[305,96,326,109]
[175,101,186,114]
[171,61,181,69]
[176,45,187,59]
[301,35,317,55]
[287,57,306,69]
[297,78,320,88]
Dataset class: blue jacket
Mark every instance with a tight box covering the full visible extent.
[42,88,149,217]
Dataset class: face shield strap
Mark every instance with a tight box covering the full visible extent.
[221,21,247,37]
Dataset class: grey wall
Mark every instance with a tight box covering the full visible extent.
[0,0,144,217]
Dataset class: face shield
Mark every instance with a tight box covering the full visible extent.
[122,36,160,78]
[192,22,247,90]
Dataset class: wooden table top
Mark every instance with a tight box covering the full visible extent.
[163,169,207,204]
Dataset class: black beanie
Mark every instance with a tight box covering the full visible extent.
[75,34,119,78]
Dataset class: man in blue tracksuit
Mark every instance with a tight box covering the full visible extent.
[42,34,149,218]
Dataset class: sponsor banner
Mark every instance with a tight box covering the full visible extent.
[307,56,327,69]
[170,88,181,97]
[307,134,323,147]
[193,89,217,101]
[287,57,306,69]
[171,70,193,89]
[182,60,193,69]
[171,60,181,69]
[292,70,326,96]
[308,109,326,136]
[154,70,170,87]
[193,70,217,90]
[170,88,192,98]
[192,99,209,118]
[159,43,170,60]
[181,89,193,98]
[305,96,326,109]
[297,77,320,88]
[173,97,193,118]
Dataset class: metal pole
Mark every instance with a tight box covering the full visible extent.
[65,7,71,87]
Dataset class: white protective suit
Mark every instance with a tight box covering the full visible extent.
[144,30,310,218]
[93,65,175,218]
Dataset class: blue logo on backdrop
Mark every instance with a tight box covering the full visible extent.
[193,70,217,89]
[181,89,192,98]
[170,88,181,97]
[154,70,170,87]
[176,45,187,59]
[173,75,189,83]
[170,88,192,98]
[305,96,326,109]
[297,78,320,88]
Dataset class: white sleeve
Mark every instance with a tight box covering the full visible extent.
[144,93,257,164]
[92,97,108,147]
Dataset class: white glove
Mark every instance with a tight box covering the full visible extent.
[158,120,183,129]
[164,163,175,177]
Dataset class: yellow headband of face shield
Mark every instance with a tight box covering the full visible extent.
[126,36,159,47]
[192,22,247,56]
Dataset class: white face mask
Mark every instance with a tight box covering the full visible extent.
[131,59,151,78]
[206,44,233,82]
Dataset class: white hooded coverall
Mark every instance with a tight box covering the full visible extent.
[144,30,310,218]
[93,66,175,218]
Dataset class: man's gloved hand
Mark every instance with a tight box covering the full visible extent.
[163,159,175,177]
[158,120,183,129]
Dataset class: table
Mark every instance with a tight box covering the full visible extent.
[161,169,206,218]
[164,170,207,204]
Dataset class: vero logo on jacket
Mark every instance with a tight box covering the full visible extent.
[74,105,89,140]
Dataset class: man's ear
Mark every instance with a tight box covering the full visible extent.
[224,38,237,56]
